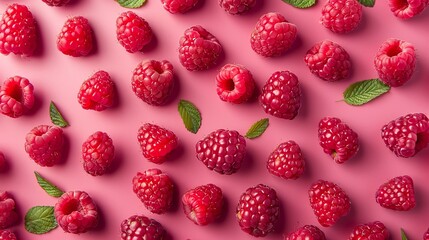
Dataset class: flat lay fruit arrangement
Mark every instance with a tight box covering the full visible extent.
[0,0,428,239]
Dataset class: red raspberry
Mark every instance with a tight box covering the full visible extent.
[42,0,70,6]
[318,117,359,164]
[116,11,153,53]
[57,16,93,57]
[160,0,199,13]
[182,184,223,225]
[376,175,415,211]
[250,12,297,57]
[424,228,429,240]
[349,221,389,240]
[137,123,178,164]
[219,0,256,14]
[304,40,351,82]
[178,25,223,71]
[25,125,64,167]
[132,169,174,214]
[284,225,326,240]
[0,191,18,230]
[0,4,37,56]
[308,180,351,227]
[121,215,165,240]
[78,71,115,111]
[259,71,301,120]
[374,38,416,87]
[195,129,246,175]
[321,0,363,33]
[82,131,115,176]
[267,141,305,180]
[0,230,16,240]
[0,76,34,118]
[216,64,255,104]
[389,0,429,19]
[0,152,4,171]
[381,113,429,158]
[132,60,175,106]
[236,184,280,237]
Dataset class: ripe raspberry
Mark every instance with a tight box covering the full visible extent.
[195,129,246,175]
[178,25,223,71]
[25,125,64,167]
[182,184,223,225]
[321,0,363,33]
[0,191,18,230]
[132,169,174,214]
[219,0,256,14]
[318,117,359,164]
[137,123,178,164]
[236,184,280,237]
[308,180,351,227]
[0,4,37,56]
[42,0,70,6]
[57,16,93,57]
[78,71,115,111]
[304,40,351,82]
[0,76,34,118]
[121,215,165,240]
[250,12,297,57]
[389,0,429,19]
[424,228,429,240]
[349,221,389,240]
[374,38,416,87]
[376,175,415,211]
[116,11,153,53]
[82,131,115,176]
[216,64,255,104]
[0,230,16,240]
[267,141,305,180]
[284,225,326,240]
[259,71,301,120]
[132,60,175,106]
[160,0,200,13]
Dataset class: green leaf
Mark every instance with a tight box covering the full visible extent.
[49,101,69,128]
[401,229,408,240]
[116,0,146,8]
[25,206,57,234]
[343,79,390,106]
[178,100,202,134]
[245,118,269,139]
[34,172,64,198]
[282,0,316,8]
[358,0,375,7]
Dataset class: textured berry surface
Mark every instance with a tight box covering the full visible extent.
[196,129,246,174]
[57,16,93,57]
[0,191,18,230]
[0,152,4,171]
[389,0,429,19]
[0,230,16,240]
[376,175,416,211]
[349,221,389,240]
[160,0,200,13]
[267,141,305,180]
[121,215,165,240]
[42,0,70,6]
[78,71,115,111]
[284,225,326,240]
[116,11,153,53]
[137,123,178,164]
[216,64,255,104]
[219,0,256,14]
[25,125,64,167]
[0,76,34,118]
[182,184,223,225]
[424,228,429,240]
[82,131,115,176]
[321,0,363,33]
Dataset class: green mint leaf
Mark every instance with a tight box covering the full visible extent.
[358,0,375,7]
[401,229,408,240]
[34,172,64,198]
[116,0,146,8]
[49,101,69,128]
[245,118,269,139]
[178,100,201,134]
[282,0,316,8]
[25,206,57,234]
[343,79,390,106]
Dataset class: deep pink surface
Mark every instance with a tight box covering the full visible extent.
[0,0,428,239]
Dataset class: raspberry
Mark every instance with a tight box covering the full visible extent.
[195,129,246,175]
[160,0,200,13]
[0,76,34,118]
[132,169,174,214]
[219,0,256,14]
[308,180,351,227]
[0,152,4,171]
[284,225,326,240]
[215,64,255,104]
[267,141,305,180]
[321,0,363,33]
[116,11,153,53]
[424,228,429,240]
[54,191,98,234]
[57,16,93,57]
[236,184,280,237]
[0,230,16,240]
[182,184,223,225]
[318,117,359,164]
[376,175,415,211]
[259,70,301,120]
[0,191,18,230]
[42,0,70,6]
[381,113,429,158]
[0,4,37,56]
[389,0,429,19]
[77,71,115,111]
[250,12,297,57]
[25,125,64,167]
[349,221,389,240]
[304,40,351,82]
[121,215,165,240]
[178,25,223,71]
[82,131,115,176]
[137,123,178,164]
[132,60,175,106]
[374,38,416,87]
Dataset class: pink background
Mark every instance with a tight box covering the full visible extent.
[1,0,428,239]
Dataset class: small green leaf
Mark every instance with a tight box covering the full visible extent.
[401,229,408,240]
[282,0,316,8]
[343,79,390,106]
[245,118,269,139]
[25,206,57,234]
[358,0,375,7]
[178,100,202,134]
[116,0,146,8]
[49,101,69,127]
[34,172,64,198]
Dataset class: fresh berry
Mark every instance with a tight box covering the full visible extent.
[304,40,351,82]
[389,0,429,19]
[259,70,301,120]
[0,76,34,118]
[195,129,246,175]
[216,64,255,104]
[132,60,175,106]
[160,0,200,13]
[349,221,389,240]
[236,184,280,237]
[0,191,18,230]
[25,125,64,167]
[250,12,297,57]
[308,180,351,227]
[424,228,429,240]
[82,131,115,176]
[178,25,223,71]
[374,38,416,87]
[116,11,153,53]
[42,0,70,6]
[267,141,305,180]
[121,215,165,240]
[132,169,174,214]
[182,184,223,225]
[0,230,16,240]
[78,71,115,111]
[219,0,256,14]
[376,175,415,211]
[284,225,326,240]
[0,152,4,171]
[57,16,93,57]
[321,0,363,33]
[137,123,178,164]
